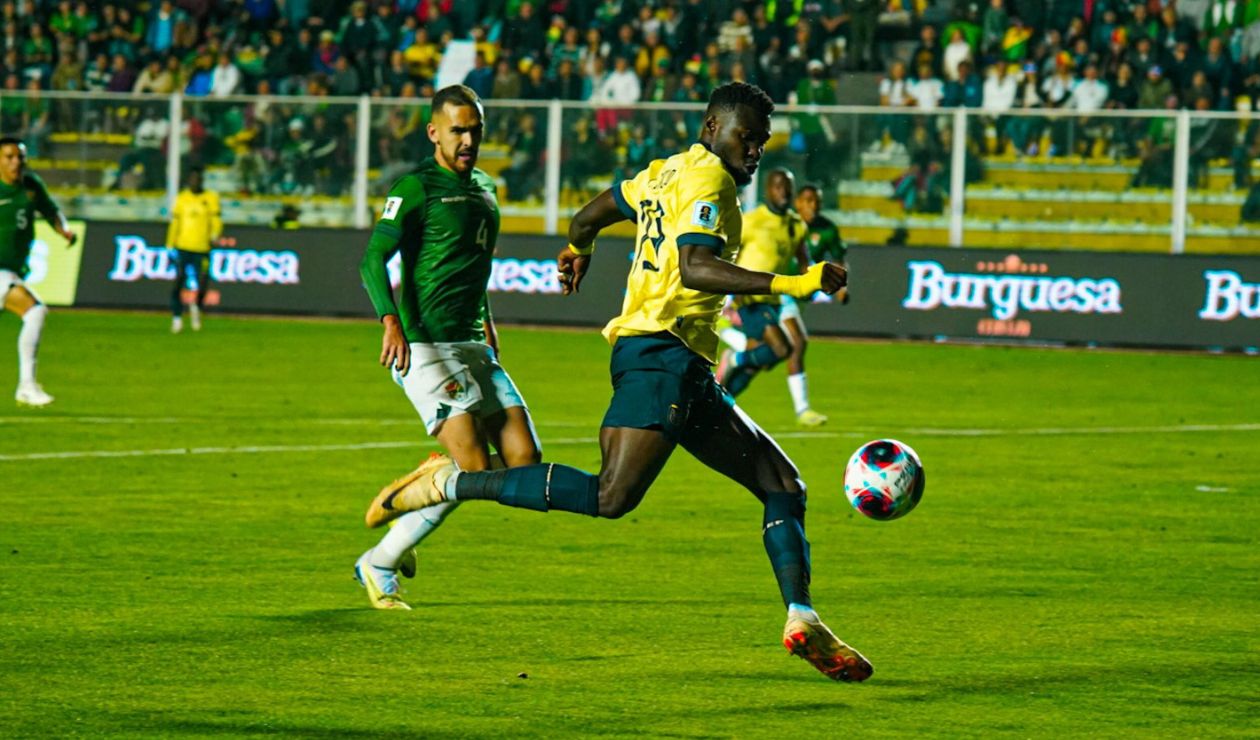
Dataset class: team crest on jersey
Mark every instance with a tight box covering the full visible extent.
[692,201,719,229]
[381,196,403,220]
[443,379,464,399]
[810,233,821,244]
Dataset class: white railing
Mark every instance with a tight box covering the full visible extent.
[6,90,1255,253]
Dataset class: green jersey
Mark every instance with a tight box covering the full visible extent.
[360,158,501,344]
[804,214,845,264]
[0,172,59,276]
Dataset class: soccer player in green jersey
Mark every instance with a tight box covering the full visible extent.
[0,137,76,407]
[354,84,541,610]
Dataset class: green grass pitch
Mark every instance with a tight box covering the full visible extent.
[1,310,1258,738]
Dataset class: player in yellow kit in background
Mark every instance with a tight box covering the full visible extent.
[166,166,222,333]
[715,168,827,426]
[362,83,872,682]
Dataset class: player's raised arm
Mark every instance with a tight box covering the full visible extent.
[557,187,631,295]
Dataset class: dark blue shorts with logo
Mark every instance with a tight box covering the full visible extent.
[737,301,782,340]
[601,332,734,441]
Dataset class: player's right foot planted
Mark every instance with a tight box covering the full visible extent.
[354,550,410,610]
[783,613,873,682]
[364,453,455,528]
[171,316,183,334]
[796,409,828,427]
[15,383,53,407]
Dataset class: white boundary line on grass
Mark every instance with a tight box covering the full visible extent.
[1,423,1257,462]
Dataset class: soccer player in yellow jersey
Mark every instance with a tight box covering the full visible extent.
[363,83,871,682]
[715,168,828,426]
[166,166,221,333]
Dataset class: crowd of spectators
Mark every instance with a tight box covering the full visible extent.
[873,0,1260,207]
[2,0,1255,202]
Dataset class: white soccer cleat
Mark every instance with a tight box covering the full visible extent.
[190,304,202,331]
[354,549,411,610]
[171,316,184,334]
[15,383,54,408]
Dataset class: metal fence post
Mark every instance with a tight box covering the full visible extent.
[544,99,563,236]
[1170,109,1190,255]
[166,93,183,214]
[949,107,967,247]
[354,95,371,229]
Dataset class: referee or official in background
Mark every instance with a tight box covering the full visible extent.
[166,166,222,333]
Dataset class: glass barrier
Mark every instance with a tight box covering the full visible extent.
[1183,112,1260,254]
[22,92,1260,254]
[480,100,552,228]
[820,108,934,248]
[956,109,1173,251]
[188,95,359,226]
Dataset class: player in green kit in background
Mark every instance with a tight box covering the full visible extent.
[0,137,76,407]
[355,84,542,609]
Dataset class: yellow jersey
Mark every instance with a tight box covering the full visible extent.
[603,144,743,363]
[732,204,806,307]
[167,189,222,253]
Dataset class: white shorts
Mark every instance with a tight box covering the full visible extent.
[779,295,803,324]
[392,341,527,435]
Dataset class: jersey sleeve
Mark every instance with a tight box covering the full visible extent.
[208,192,222,241]
[612,167,648,221]
[166,193,182,248]
[27,173,60,222]
[360,176,426,320]
[672,165,735,252]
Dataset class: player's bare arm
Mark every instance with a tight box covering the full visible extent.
[558,188,628,295]
[379,314,409,376]
[678,244,847,296]
[51,211,75,246]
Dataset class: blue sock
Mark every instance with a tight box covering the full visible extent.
[453,464,600,517]
[763,491,811,607]
[736,343,780,369]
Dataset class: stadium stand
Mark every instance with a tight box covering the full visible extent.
[0,0,1257,250]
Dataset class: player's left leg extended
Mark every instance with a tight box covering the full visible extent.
[4,283,53,407]
[782,315,826,427]
[679,388,871,682]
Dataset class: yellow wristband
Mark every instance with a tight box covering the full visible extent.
[567,242,594,256]
[770,263,825,298]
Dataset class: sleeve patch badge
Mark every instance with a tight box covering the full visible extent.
[381,196,403,220]
[691,200,719,229]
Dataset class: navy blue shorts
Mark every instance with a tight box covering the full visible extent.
[737,302,782,340]
[602,332,733,441]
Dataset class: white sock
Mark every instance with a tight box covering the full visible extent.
[369,501,459,569]
[788,602,819,622]
[719,327,747,352]
[787,372,810,415]
[18,304,46,386]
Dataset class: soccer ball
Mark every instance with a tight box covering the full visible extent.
[843,439,925,521]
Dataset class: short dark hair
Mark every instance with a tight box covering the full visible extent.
[766,167,794,181]
[797,183,822,197]
[706,82,775,118]
[0,135,23,149]
[432,84,481,113]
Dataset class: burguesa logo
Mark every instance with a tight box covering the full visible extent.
[386,253,561,295]
[1199,270,1260,321]
[902,255,1123,320]
[107,236,300,285]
